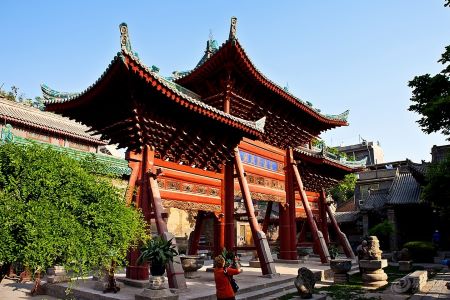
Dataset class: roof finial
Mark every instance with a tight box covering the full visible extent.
[119,23,132,53]
[229,16,237,40]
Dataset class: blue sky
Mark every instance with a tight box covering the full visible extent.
[1,1,449,162]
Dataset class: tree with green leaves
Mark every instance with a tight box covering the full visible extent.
[0,85,44,110]
[422,153,450,217]
[408,1,450,243]
[408,46,450,138]
[0,142,148,290]
[330,173,358,203]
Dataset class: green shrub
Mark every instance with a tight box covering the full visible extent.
[368,220,394,237]
[403,241,436,262]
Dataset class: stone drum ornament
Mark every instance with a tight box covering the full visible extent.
[359,236,388,288]
[294,267,316,299]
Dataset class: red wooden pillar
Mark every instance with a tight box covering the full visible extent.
[214,213,225,256]
[286,148,298,260]
[234,147,277,275]
[188,211,206,255]
[319,189,330,244]
[125,150,149,280]
[291,162,330,263]
[224,160,235,251]
[278,203,290,259]
[279,149,291,260]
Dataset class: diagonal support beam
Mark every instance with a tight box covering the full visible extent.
[188,211,206,255]
[234,147,277,276]
[324,189,355,259]
[319,189,330,244]
[145,145,187,290]
[262,201,273,234]
[291,161,330,263]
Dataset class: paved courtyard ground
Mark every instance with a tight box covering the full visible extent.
[1,261,449,299]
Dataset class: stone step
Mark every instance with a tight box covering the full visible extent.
[236,281,294,300]
[180,276,295,300]
[236,276,294,295]
[258,287,298,300]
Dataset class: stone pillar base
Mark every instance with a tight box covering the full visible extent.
[360,259,388,288]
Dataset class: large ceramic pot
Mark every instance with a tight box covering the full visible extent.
[329,259,352,274]
[180,255,204,278]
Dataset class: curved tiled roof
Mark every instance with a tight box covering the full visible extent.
[42,24,265,137]
[0,98,105,145]
[294,146,367,170]
[175,20,349,126]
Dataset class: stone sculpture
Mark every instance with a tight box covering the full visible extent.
[359,236,388,288]
[294,267,315,299]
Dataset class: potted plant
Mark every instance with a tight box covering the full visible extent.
[137,236,178,276]
[328,245,339,260]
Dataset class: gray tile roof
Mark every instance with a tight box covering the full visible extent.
[335,211,359,223]
[387,172,421,205]
[0,98,105,144]
[361,171,421,210]
[362,189,389,210]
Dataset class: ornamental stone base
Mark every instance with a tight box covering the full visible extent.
[135,275,178,300]
[360,259,388,288]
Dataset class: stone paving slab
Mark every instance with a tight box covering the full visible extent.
[409,271,450,300]
[0,279,60,300]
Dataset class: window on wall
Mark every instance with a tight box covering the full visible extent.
[360,184,380,200]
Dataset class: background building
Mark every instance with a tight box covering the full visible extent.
[336,140,384,166]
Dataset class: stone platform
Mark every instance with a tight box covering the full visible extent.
[39,259,338,300]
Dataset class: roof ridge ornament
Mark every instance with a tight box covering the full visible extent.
[229,16,237,41]
[119,23,132,53]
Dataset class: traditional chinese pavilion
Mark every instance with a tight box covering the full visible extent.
[43,19,361,289]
